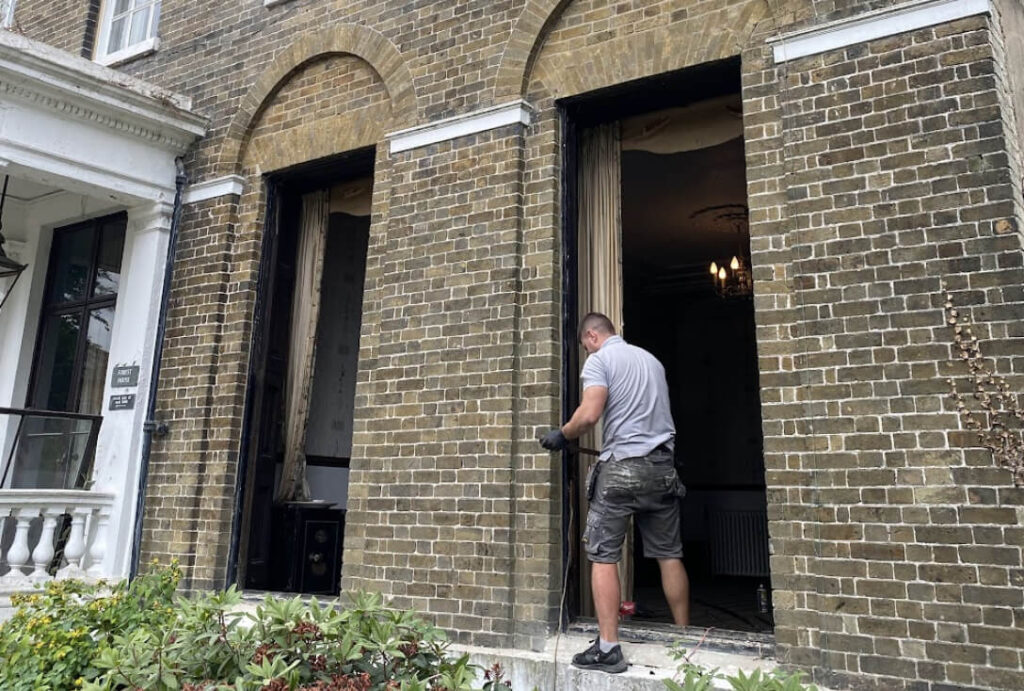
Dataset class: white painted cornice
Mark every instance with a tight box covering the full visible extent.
[388,100,533,154]
[182,175,246,204]
[127,200,175,234]
[771,0,993,63]
[0,29,206,152]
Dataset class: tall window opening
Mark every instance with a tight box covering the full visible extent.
[563,61,772,634]
[236,151,373,595]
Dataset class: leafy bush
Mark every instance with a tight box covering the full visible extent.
[85,589,492,691]
[0,561,180,691]
[1,565,510,691]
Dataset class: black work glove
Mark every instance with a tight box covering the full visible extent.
[539,429,568,451]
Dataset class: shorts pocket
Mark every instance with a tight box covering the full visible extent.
[583,508,603,546]
[656,471,686,499]
[599,463,635,500]
[673,476,687,499]
[585,462,599,501]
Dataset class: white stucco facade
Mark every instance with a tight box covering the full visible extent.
[0,28,204,583]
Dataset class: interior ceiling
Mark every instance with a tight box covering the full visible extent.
[621,135,748,273]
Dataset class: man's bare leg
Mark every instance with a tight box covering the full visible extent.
[592,562,621,642]
[658,558,690,627]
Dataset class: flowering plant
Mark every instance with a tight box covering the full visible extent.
[0,560,180,690]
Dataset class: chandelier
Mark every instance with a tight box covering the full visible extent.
[707,206,753,299]
[709,254,752,299]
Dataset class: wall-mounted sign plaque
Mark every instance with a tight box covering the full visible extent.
[109,394,136,411]
[111,365,140,388]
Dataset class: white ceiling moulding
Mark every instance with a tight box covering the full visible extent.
[0,31,205,205]
[388,101,533,155]
[0,138,175,204]
[182,175,246,204]
[0,30,206,151]
[771,0,993,63]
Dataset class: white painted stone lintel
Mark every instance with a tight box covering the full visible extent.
[388,101,533,154]
[182,175,246,204]
[771,0,993,63]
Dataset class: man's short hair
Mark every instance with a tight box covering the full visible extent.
[579,312,617,340]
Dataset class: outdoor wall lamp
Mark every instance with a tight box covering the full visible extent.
[0,176,27,315]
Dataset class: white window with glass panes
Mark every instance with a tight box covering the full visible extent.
[95,0,161,66]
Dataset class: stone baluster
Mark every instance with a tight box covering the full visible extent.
[86,505,111,578]
[56,507,90,579]
[1,508,35,587]
[29,507,63,583]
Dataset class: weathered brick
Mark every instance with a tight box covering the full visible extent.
[11,1,1024,687]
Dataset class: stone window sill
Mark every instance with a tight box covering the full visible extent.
[95,37,159,68]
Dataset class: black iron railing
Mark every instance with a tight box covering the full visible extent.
[0,407,102,489]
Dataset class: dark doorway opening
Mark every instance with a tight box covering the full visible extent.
[561,59,772,634]
[233,149,374,595]
[622,136,770,633]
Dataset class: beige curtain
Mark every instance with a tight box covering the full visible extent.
[276,190,330,503]
[577,122,632,608]
[579,122,624,333]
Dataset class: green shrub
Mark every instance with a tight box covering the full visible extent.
[82,581,506,691]
[0,561,181,691]
[1,565,510,691]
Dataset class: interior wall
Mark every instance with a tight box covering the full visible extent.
[305,212,371,463]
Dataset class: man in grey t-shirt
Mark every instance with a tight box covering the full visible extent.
[540,312,689,674]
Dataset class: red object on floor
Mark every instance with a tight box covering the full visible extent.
[619,600,636,617]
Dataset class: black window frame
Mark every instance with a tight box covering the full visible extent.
[27,212,127,414]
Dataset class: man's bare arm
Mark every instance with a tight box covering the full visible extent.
[562,385,608,440]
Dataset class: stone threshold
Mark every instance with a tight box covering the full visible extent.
[570,618,776,657]
[455,631,780,691]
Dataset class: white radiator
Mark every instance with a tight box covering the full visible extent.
[708,508,770,577]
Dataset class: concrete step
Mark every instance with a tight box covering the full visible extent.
[455,632,781,691]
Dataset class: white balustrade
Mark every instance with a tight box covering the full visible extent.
[56,507,90,580]
[87,505,112,579]
[29,507,61,582]
[0,490,116,590]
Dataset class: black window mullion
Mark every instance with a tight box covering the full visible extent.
[86,217,103,303]
[61,219,103,412]
[65,305,92,412]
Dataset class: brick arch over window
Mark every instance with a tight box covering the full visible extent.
[494,0,772,101]
[493,0,570,101]
[219,23,417,174]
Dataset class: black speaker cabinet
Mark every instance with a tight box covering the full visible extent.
[271,503,345,595]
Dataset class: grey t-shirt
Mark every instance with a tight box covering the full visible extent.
[581,335,675,461]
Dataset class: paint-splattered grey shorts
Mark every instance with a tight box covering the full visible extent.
[583,448,685,564]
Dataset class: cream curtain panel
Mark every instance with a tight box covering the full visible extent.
[276,189,330,503]
[578,122,624,332]
[577,122,632,606]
